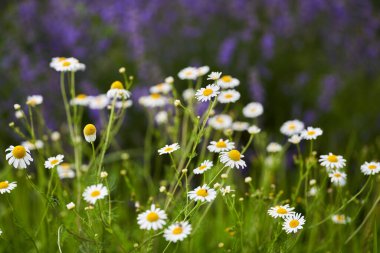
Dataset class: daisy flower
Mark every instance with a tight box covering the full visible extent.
[182,88,195,101]
[193,160,213,174]
[197,66,210,77]
[329,170,347,186]
[50,57,85,72]
[266,142,282,153]
[26,95,43,107]
[282,213,306,234]
[319,153,346,169]
[360,161,380,175]
[248,125,261,135]
[83,124,96,143]
[165,76,174,84]
[220,186,235,196]
[188,184,217,202]
[219,149,246,169]
[106,81,131,99]
[242,102,263,118]
[139,94,168,108]
[88,95,109,110]
[331,214,351,224]
[301,127,323,140]
[280,120,304,136]
[82,184,108,204]
[218,89,241,103]
[164,221,192,243]
[217,75,240,89]
[137,204,167,230]
[70,94,90,106]
[288,135,302,144]
[57,163,75,179]
[208,114,232,130]
[207,71,222,81]
[5,145,33,169]
[0,181,17,194]
[195,84,220,102]
[158,143,180,155]
[232,121,249,132]
[208,139,235,153]
[150,82,172,94]
[21,140,43,150]
[115,100,133,109]
[178,67,198,80]
[44,154,64,169]
[268,204,295,219]
[155,111,168,125]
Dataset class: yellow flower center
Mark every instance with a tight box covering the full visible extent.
[111,81,124,89]
[0,181,9,189]
[164,147,173,152]
[151,93,161,99]
[221,75,232,82]
[51,159,59,165]
[337,215,345,221]
[60,163,71,170]
[334,173,341,178]
[196,189,208,197]
[83,124,96,136]
[203,88,213,96]
[156,83,165,88]
[288,124,296,130]
[58,57,66,62]
[216,140,227,148]
[146,212,159,222]
[228,150,241,161]
[199,165,207,170]
[172,226,183,235]
[276,207,288,214]
[216,117,224,123]
[368,164,377,170]
[327,155,338,163]
[307,130,315,136]
[289,219,300,228]
[12,146,26,159]
[77,94,87,99]
[91,190,101,197]
[185,70,193,77]
[62,61,71,67]
[224,94,233,99]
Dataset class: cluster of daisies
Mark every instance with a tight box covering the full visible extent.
[268,205,306,234]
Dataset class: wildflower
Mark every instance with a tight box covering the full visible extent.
[266,142,282,153]
[44,154,64,169]
[301,127,323,140]
[83,124,96,143]
[70,94,90,106]
[207,139,235,153]
[164,221,192,243]
[137,204,167,230]
[242,102,263,118]
[155,111,168,125]
[165,76,174,84]
[288,135,302,144]
[51,132,61,141]
[319,153,346,169]
[329,170,347,186]
[5,145,33,169]
[282,213,305,234]
[220,149,246,169]
[14,104,21,110]
[208,114,232,130]
[178,67,198,80]
[0,181,17,194]
[15,111,23,119]
[232,121,249,132]
[360,161,380,175]
[100,171,108,178]
[331,214,351,224]
[138,94,168,108]
[174,99,181,107]
[268,204,295,218]
[244,177,252,183]
[197,66,210,76]
[82,184,108,205]
[220,186,234,196]
[57,163,75,179]
[107,81,130,99]
[217,75,240,89]
[158,143,180,155]
[182,88,195,101]
[207,71,222,81]
[150,82,172,94]
[66,202,76,210]
[248,125,261,135]
[119,67,126,73]
[115,100,133,109]
[280,120,304,136]
[193,160,213,174]
[89,95,109,110]
[159,186,166,192]
[50,57,85,72]
[21,140,43,150]
[308,186,318,197]
[188,184,217,202]
[195,84,220,102]
[26,95,43,107]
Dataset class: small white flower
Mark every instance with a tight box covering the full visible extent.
[107,81,131,99]
[100,171,108,178]
[232,121,249,132]
[150,82,172,94]
[139,94,168,108]
[155,111,168,125]
[207,71,222,81]
[70,94,90,106]
[207,139,235,153]
[182,88,195,101]
[219,149,246,169]
[331,214,351,224]
[0,181,17,194]
[26,95,43,107]
[193,160,213,174]
[301,127,323,140]
[288,134,302,144]
[44,154,64,169]
[280,120,304,136]
[115,100,133,109]
[248,125,261,135]
[329,170,347,186]
[82,184,108,204]
[159,186,166,192]
[244,177,252,183]
[197,66,210,77]
[195,84,220,102]
[165,76,174,84]
[174,99,181,107]
[266,142,282,153]
[50,57,85,72]
[15,110,24,119]
[21,140,44,150]
[268,204,295,218]
[57,163,75,179]
[88,95,110,110]
[308,186,318,197]
[83,124,97,143]
[188,184,217,202]
[137,204,167,230]
[282,213,306,234]
[208,114,232,130]
[243,102,263,118]
[5,145,33,169]
[66,202,76,210]
[220,186,234,196]
[319,153,346,169]
[360,161,380,175]
[163,221,192,243]
[217,75,240,89]
[178,67,198,80]
[158,143,180,155]
[51,131,61,141]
